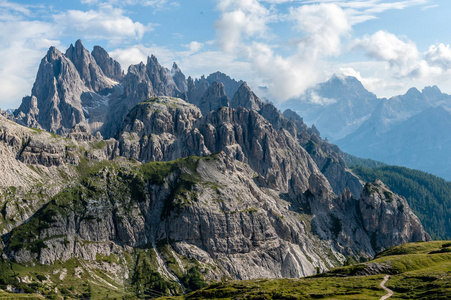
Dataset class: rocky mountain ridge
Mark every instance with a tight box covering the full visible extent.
[0,40,432,298]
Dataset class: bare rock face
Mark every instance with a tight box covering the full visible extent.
[91,45,123,81]
[230,82,263,111]
[171,62,188,93]
[117,96,331,200]
[15,46,88,134]
[198,82,229,115]
[205,71,244,98]
[5,154,344,280]
[65,39,114,92]
[102,56,185,138]
[283,109,363,197]
[358,179,430,252]
[117,97,204,161]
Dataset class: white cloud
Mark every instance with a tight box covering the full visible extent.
[289,3,350,57]
[109,44,175,71]
[0,1,62,109]
[53,5,153,44]
[425,43,451,70]
[216,3,351,101]
[184,41,204,53]
[81,0,180,10]
[215,0,275,53]
[353,30,419,77]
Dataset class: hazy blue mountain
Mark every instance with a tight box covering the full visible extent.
[281,75,451,180]
[339,106,451,180]
[281,75,381,141]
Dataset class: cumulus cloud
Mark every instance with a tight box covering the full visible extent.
[353,30,419,77]
[215,0,275,53]
[184,41,204,53]
[348,31,451,96]
[288,3,351,57]
[425,43,451,70]
[109,44,176,70]
[0,2,62,108]
[53,5,153,44]
[214,2,351,101]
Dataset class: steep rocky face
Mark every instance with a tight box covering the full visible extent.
[0,114,115,234]
[3,152,429,292]
[230,82,263,111]
[146,55,180,97]
[65,39,114,92]
[171,62,188,93]
[198,82,229,115]
[5,154,343,280]
[205,71,244,98]
[15,46,88,134]
[358,179,430,252]
[283,109,363,198]
[91,45,123,81]
[101,56,185,139]
[117,97,331,200]
[117,97,203,161]
[186,76,210,107]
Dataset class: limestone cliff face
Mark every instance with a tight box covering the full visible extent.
[358,179,429,252]
[117,96,330,200]
[198,82,229,115]
[0,114,118,234]
[117,97,203,161]
[91,45,123,81]
[4,152,429,285]
[65,39,114,92]
[5,154,343,280]
[283,109,363,197]
[15,46,88,133]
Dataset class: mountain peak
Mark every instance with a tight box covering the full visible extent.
[91,45,123,81]
[75,39,84,48]
[405,87,421,97]
[422,85,443,99]
[172,62,180,71]
[45,46,63,61]
[230,82,263,111]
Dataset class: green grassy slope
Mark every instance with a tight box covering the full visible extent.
[159,241,451,300]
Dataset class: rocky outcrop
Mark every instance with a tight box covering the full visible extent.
[230,83,263,111]
[15,46,88,134]
[65,39,114,92]
[171,62,188,93]
[358,179,430,252]
[13,41,251,140]
[205,71,244,98]
[0,114,118,234]
[117,97,203,161]
[91,45,123,81]
[5,154,343,280]
[283,109,363,197]
[198,82,229,114]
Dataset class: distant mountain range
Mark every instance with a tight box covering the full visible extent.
[281,75,451,180]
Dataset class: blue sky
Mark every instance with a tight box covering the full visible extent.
[1,0,451,108]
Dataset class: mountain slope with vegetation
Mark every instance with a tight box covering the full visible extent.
[163,241,451,300]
